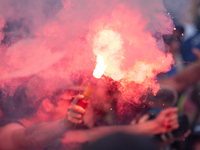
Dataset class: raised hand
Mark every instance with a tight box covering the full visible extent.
[154,107,179,133]
[66,95,86,126]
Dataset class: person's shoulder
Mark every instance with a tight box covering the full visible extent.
[0,122,25,141]
[0,122,25,149]
[0,122,25,138]
[0,122,24,132]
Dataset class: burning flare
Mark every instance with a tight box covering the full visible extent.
[93,30,125,80]
[80,54,106,108]
[93,54,107,78]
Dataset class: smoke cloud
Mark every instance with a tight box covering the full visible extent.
[163,0,193,24]
[0,0,174,108]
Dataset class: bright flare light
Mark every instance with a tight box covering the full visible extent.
[93,54,107,78]
[93,30,125,80]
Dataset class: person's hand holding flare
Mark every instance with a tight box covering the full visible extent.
[66,94,86,127]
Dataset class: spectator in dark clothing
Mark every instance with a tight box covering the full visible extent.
[83,132,159,150]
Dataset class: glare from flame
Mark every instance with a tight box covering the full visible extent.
[93,54,107,78]
[93,30,125,80]
[93,30,123,56]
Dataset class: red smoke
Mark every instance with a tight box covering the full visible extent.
[0,0,174,112]
[87,3,173,105]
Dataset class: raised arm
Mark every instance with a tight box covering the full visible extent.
[160,48,200,92]
[62,107,179,146]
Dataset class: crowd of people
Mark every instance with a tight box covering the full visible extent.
[0,74,182,150]
[1,1,200,150]
[1,44,200,149]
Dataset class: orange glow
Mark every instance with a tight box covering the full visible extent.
[125,61,155,84]
[93,54,107,78]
